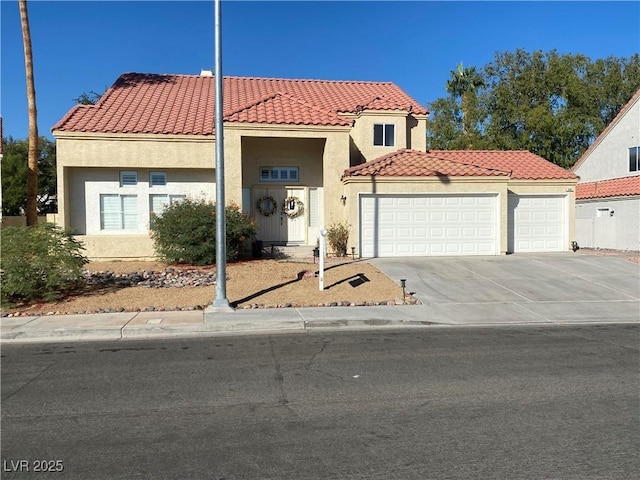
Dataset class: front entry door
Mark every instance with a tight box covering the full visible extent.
[254,187,306,245]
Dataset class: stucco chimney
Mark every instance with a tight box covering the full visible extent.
[200,69,213,77]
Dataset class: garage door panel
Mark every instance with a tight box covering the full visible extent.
[508,195,566,253]
[360,194,498,257]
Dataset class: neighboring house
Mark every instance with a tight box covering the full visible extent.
[52,72,577,259]
[572,89,640,251]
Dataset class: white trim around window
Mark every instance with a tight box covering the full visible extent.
[100,194,138,231]
[120,171,138,186]
[150,171,167,186]
[259,166,299,182]
[373,123,395,147]
[629,146,639,172]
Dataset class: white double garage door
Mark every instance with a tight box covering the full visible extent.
[360,194,566,257]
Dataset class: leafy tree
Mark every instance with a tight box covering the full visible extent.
[19,0,39,226]
[427,49,640,167]
[1,136,57,215]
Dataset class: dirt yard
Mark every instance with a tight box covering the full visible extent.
[6,259,410,315]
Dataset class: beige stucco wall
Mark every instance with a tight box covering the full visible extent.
[66,167,215,235]
[54,132,216,231]
[343,176,511,255]
[240,137,325,188]
[77,234,156,261]
[349,111,408,162]
[224,123,351,232]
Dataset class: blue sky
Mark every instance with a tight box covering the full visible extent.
[1,1,638,140]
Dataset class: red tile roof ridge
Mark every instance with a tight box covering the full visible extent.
[223,74,396,85]
[342,148,512,178]
[224,90,352,126]
[427,151,512,176]
[119,72,399,86]
[430,149,577,180]
[344,148,404,177]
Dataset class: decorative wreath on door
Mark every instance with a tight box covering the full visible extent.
[256,195,277,216]
[283,196,304,219]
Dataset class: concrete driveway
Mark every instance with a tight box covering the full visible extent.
[371,254,640,324]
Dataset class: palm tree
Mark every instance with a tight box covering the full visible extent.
[19,0,38,226]
[446,63,485,140]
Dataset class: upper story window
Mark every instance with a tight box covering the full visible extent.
[150,171,167,186]
[260,166,299,182]
[373,124,395,147]
[629,147,639,172]
[120,171,138,186]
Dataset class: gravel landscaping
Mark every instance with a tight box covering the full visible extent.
[3,258,416,316]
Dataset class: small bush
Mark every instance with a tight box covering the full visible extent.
[149,198,256,265]
[326,221,350,257]
[1,223,88,305]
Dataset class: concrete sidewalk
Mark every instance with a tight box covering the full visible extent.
[2,299,639,343]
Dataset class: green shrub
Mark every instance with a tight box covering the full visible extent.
[1,223,88,305]
[326,220,350,256]
[149,198,256,265]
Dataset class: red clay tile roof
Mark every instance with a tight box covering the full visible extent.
[224,91,352,126]
[52,73,427,135]
[576,176,640,199]
[572,89,640,172]
[343,149,578,181]
[430,150,578,180]
[343,149,511,178]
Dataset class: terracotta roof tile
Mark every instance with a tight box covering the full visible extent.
[576,176,640,199]
[53,73,427,135]
[224,91,352,126]
[343,149,510,178]
[430,150,578,180]
[344,149,578,181]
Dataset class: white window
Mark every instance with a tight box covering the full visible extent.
[259,166,299,182]
[120,171,138,186]
[150,171,167,186]
[373,124,395,146]
[100,194,138,231]
[149,194,185,217]
[308,188,319,227]
[629,147,639,172]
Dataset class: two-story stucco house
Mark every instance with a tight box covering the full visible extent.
[572,89,640,251]
[52,72,578,259]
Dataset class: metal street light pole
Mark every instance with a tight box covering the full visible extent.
[212,0,231,310]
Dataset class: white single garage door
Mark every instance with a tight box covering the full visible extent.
[508,195,566,253]
[360,194,498,257]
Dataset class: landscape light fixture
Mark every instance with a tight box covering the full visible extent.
[351,246,355,260]
[400,279,407,298]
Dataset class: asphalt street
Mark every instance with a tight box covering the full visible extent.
[2,325,638,479]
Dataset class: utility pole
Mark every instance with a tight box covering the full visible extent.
[209,0,232,312]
